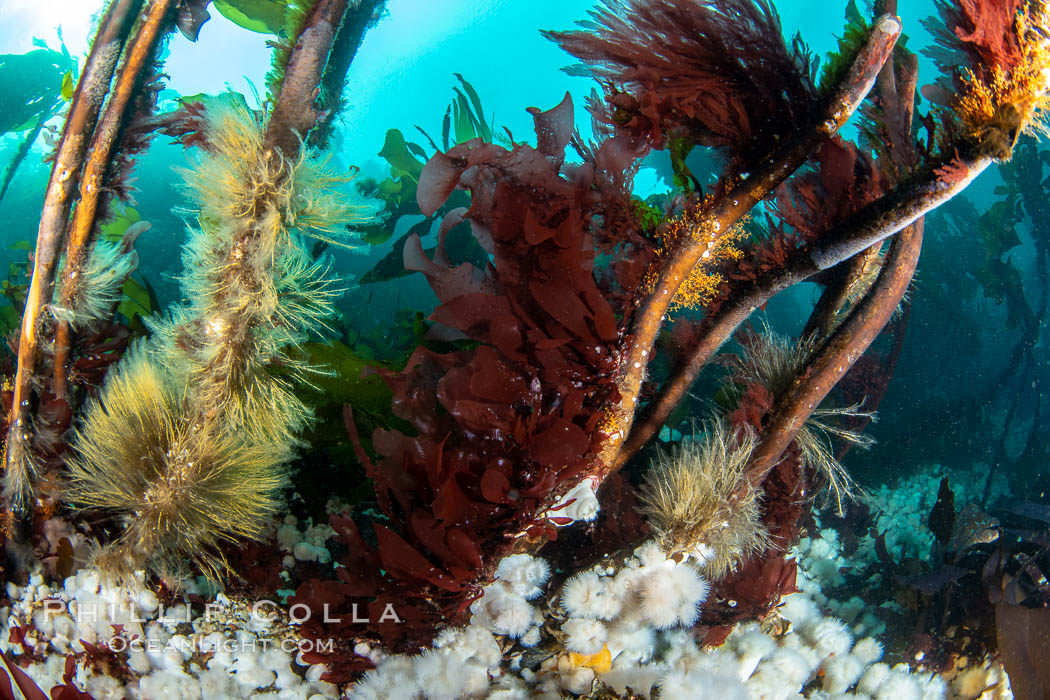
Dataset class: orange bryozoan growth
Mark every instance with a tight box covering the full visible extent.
[642,199,746,312]
[931,0,1050,154]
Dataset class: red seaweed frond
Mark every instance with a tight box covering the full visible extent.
[769,137,889,241]
[103,58,168,210]
[544,0,820,173]
[307,96,632,645]
[925,0,1026,79]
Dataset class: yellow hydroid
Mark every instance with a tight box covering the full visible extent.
[68,97,371,581]
[67,347,287,581]
[639,419,769,580]
[643,201,745,313]
[954,1,1050,155]
[49,239,138,330]
[168,99,363,447]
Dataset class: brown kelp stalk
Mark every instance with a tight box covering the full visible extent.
[744,219,924,488]
[266,0,350,157]
[3,0,144,515]
[52,0,179,402]
[308,0,387,150]
[594,14,902,478]
[617,25,949,471]
[617,151,991,468]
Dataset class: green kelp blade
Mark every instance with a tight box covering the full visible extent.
[116,277,155,322]
[0,301,20,335]
[98,206,142,243]
[60,70,74,101]
[303,341,389,406]
[212,0,289,35]
[0,49,74,132]
[176,91,251,112]
[452,92,476,145]
[453,74,492,143]
[378,129,425,182]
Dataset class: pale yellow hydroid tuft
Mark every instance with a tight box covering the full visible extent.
[725,327,872,514]
[48,239,138,329]
[67,347,286,581]
[166,99,363,448]
[640,419,769,580]
[68,97,369,581]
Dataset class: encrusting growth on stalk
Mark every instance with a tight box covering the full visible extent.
[68,99,369,581]
[158,100,359,449]
[642,201,746,312]
[639,419,769,580]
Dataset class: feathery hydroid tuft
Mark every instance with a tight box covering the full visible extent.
[165,99,364,448]
[639,419,769,579]
[66,347,287,581]
[725,327,873,513]
[50,238,139,329]
[68,97,370,580]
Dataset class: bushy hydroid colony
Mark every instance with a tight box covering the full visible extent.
[50,237,140,330]
[67,99,366,580]
[2,237,140,508]
[156,99,358,450]
[928,0,1050,154]
[725,328,873,513]
[65,348,285,580]
[639,419,770,580]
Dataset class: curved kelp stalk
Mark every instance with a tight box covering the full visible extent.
[66,0,379,581]
[2,0,146,519]
[588,13,904,483]
[51,0,179,402]
[742,219,923,491]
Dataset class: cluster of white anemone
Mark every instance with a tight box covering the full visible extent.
[342,527,1001,700]
[345,544,712,699]
[276,514,336,567]
[349,626,510,700]
[583,585,950,700]
[548,541,710,694]
[0,570,337,699]
[3,461,1013,699]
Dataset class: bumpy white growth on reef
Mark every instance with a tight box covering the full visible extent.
[791,462,1017,643]
[860,462,1006,565]
[6,467,1012,698]
[0,570,338,699]
[341,530,1002,700]
[276,514,336,567]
